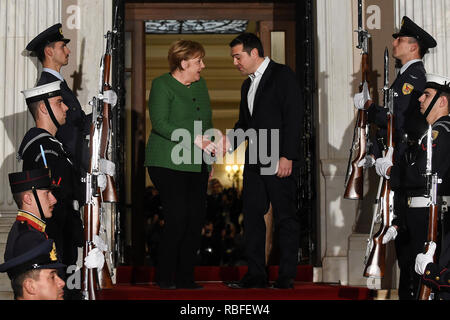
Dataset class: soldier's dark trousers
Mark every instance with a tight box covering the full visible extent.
[395,207,429,300]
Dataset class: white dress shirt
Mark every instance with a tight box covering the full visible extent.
[247,57,270,115]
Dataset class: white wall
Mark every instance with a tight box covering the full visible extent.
[0,0,61,216]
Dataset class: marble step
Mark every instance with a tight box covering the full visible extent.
[0,243,5,263]
[0,233,7,244]
[0,225,10,234]
[0,291,13,300]
[0,218,15,226]
[0,274,11,292]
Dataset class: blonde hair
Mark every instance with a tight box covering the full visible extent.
[168,40,205,72]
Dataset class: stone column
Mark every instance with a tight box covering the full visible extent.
[316,0,357,285]
[0,0,61,216]
[0,0,62,299]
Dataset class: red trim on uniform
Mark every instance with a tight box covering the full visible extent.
[9,174,49,185]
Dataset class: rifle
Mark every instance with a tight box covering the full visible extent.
[344,0,371,200]
[418,125,441,300]
[82,14,119,300]
[99,28,118,203]
[363,51,395,277]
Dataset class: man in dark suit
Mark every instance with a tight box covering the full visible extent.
[354,16,437,299]
[221,33,304,289]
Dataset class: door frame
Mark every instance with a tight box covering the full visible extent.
[125,2,297,264]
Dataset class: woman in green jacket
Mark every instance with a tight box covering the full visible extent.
[145,40,216,289]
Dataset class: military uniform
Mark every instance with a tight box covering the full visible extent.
[390,116,450,299]
[0,237,64,283]
[4,210,48,263]
[17,126,84,266]
[37,69,91,173]
[19,81,84,299]
[368,60,427,161]
[4,168,53,266]
[422,233,450,300]
[26,23,91,194]
[0,232,65,300]
[364,16,437,300]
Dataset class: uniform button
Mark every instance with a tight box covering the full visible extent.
[436,276,440,281]
[197,107,200,111]
[426,270,431,275]
[193,98,196,102]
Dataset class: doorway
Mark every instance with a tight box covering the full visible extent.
[119,1,316,267]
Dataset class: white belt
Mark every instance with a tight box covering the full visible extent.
[407,196,450,208]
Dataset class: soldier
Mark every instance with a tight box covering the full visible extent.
[17,81,83,299]
[1,168,65,300]
[354,16,437,300]
[25,23,117,206]
[5,168,57,260]
[0,238,65,300]
[377,74,450,299]
[410,74,450,300]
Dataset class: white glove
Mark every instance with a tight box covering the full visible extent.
[93,235,108,252]
[84,248,105,269]
[353,81,371,110]
[382,226,398,244]
[103,90,117,108]
[99,158,116,177]
[194,135,217,155]
[375,147,393,179]
[357,155,376,168]
[415,241,436,275]
[97,173,107,192]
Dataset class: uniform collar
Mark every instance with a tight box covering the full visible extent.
[400,59,422,75]
[42,68,64,82]
[16,210,46,233]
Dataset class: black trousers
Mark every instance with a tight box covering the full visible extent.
[395,198,429,300]
[242,167,300,280]
[147,166,208,285]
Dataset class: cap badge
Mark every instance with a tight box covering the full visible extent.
[50,243,58,262]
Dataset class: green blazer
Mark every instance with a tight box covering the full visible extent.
[144,73,213,172]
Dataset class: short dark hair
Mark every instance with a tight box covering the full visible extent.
[37,42,57,63]
[407,37,428,58]
[12,191,27,209]
[27,100,41,121]
[11,269,41,300]
[441,92,450,106]
[229,32,264,57]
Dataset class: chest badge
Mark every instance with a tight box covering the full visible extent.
[402,83,414,95]
[432,130,439,140]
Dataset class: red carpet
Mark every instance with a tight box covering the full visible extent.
[96,266,373,300]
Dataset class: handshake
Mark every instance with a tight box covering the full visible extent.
[194,132,231,156]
